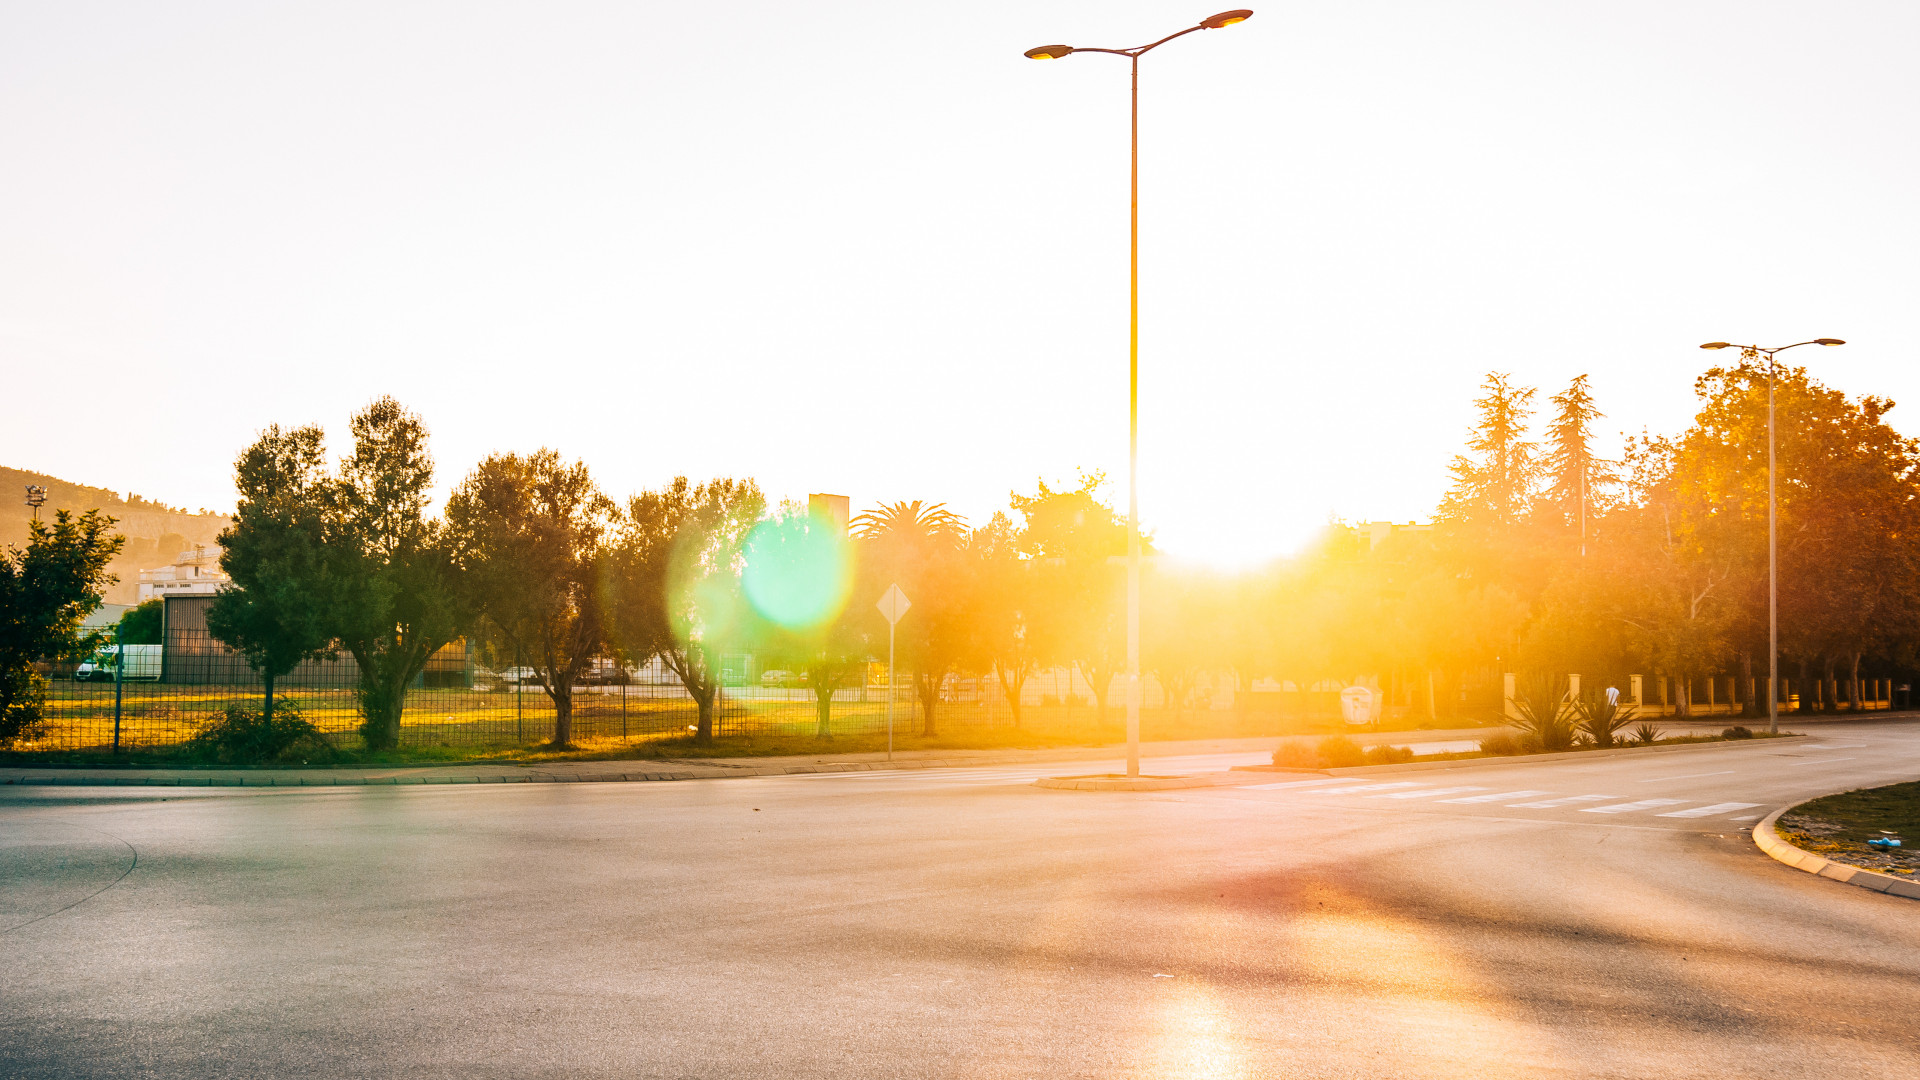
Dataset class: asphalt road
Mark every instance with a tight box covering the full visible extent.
[3,719,1917,1079]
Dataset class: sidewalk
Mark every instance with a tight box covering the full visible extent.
[0,727,1498,788]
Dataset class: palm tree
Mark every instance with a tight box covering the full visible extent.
[850,500,966,545]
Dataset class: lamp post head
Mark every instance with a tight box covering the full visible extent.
[1816,338,1845,346]
[1024,44,1076,59]
[1700,342,1733,350]
[1200,9,1255,28]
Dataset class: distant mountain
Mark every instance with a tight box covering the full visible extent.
[2,465,231,605]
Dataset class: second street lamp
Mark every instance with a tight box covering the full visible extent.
[1698,337,1845,734]
[1024,10,1253,779]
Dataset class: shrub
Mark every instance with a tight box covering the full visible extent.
[1722,725,1754,740]
[1478,732,1523,755]
[1271,741,1319,768]
[185,703,335,766]
[1630,722,1662,746]
[1574,696,1636,749]
[1316,735,1366,768]
[1512,671,1577,752]
[1363,743,1415,765]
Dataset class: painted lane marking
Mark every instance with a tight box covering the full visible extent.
[1311,782,1428,796]
[1440,790,1551,804]
[1372,786,1489,800]
[1805,743,1867,749]
[1790,757,1856,766]
[1635,771,1733,784]
[1247,779,1350,791]
[1656,802,1761,818]
[1581,798,1690,815]
[1727,815,1762,822]
[1509,794,1616,808]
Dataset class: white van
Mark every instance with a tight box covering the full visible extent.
[74,645,163,682]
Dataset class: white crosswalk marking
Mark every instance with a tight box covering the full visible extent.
[1441,790,1550,803]
[1312,782,1427,796]
[1508,794,1616,808]
[1656,802,1761,818]
[1373,786,1489,800]
[1248,779,1349,791]
[1581,798,1690,814]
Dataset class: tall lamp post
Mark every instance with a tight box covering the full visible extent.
[25,485,46,522]
[1698,338,1844,734]
[1025,9,1253,778]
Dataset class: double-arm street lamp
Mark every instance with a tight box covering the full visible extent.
[1025,10,1253,778]
[1698,338,1845,734]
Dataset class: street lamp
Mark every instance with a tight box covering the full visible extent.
[1698,338,1845,734]
[24,485,46,522]
[1024,10,1253,778]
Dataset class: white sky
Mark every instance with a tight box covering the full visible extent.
[4,1,1916,566]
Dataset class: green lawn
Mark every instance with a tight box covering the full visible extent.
[1778,781,1920,876]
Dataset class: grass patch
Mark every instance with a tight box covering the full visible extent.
[1778,780,1920,876]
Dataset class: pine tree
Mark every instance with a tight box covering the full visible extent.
[1438,373,1541,528]
[1541,374,1618,553]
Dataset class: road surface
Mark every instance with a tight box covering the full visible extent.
[3,718,1917,1078]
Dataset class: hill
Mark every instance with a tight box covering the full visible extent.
[2,465,231,605]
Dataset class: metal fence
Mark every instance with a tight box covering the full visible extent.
[24,629,1026,752]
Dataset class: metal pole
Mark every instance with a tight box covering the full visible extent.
[112,636,125,754]
[887,621,895,762]
[1766,353,1779,735]
[1125,53,1142,778]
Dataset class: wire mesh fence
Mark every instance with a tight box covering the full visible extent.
[24,629,1031,752]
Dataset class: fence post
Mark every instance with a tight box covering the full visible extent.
[621,676,627,740]
[515,648,523,744]
[112,637,125,754]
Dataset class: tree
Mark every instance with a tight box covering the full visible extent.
[208,426,344,721]
[1438,373,1541,530]
[330,398,465,750]
[0,510,123,745]
[854,499,977,735]
[1009,475,1138,722]
[971,511,1039,726]
[445,450,614,747]
[739,506,867,738]
[1540,374,1617,552]
[116,599,165,645]
[614,477,765,744]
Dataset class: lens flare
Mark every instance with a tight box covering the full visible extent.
[741,517,853,630]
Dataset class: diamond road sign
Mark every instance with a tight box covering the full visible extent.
[876,584,911,625]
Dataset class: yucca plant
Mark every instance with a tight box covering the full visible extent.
[1511,671,1577,752]
[1574,695,1637,749]
[1629,721,1662,746]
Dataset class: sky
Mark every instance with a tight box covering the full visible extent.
[4,1,1918,566]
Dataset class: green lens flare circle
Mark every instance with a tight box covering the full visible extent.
[741,519,853,630]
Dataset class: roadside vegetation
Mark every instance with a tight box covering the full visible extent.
[1778,781,1920,877]
[1270,725,1795,771]
[8,361,1920,762]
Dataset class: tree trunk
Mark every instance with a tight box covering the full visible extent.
[1740,652,1755,719]
[551,684,573,746]
[1848,652,1861,712]
[1426,669,1438,723]
[1797,659,1812,713]
[695,687,715,743]
[995,664,1026,728]
[262,670,275,722]
[916,670,940,736]
[813,685,834,739]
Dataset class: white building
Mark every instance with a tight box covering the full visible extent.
[138,544,229,602]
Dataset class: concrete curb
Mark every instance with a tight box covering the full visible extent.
[1032,772,1276,792]
[1315,734,1803,776]
[1753,806,1920,901]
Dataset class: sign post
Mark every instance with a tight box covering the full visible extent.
[876,584,911,762]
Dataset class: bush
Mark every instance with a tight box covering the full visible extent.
[1478,732,1523,756]
[1512,671,1577,752]
[1271,741,1319,768]
[185,703,335,766]
[1722,725,1754,740]
[1574,696,1636,749]
[1363,743,1415,765]
[1316,735,1366,768]
[1630,722,1662,746]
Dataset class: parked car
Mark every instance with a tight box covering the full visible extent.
[74,645,163,682]
[498,666,540,686]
